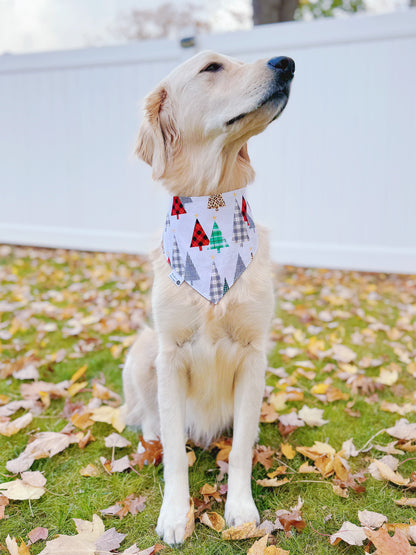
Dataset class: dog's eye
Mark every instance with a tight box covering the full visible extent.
[200,62,223,73]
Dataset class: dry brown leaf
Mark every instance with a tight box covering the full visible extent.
[260,402,279,423]
[386,419,416,441]
[0,412,33,437]
[247,535,268,554]
[200,483,222,503]
[187,449,196,467]
[0,472,46,500]
[184,499,195,541]
[80,464,100,477]
[253,445,276,470]
[101,494,146,519]
[358,509,387,529]
[329,521,367,546]
[277,510,306,535]
[298,462,319,474]
[296,441,336,461]
[130,437,163,469]
[104,433,131,449]
[365,527,413,554]
[256,477,290,488]
[373,460,410,486]
[199,511,225,532]
[222,521,265,540]
[6,431,79,473]
[27,527,48,544]
[0,494,10,520]
[394,497,416,507]
[267,466,287,479]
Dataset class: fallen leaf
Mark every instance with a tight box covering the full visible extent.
[280,443,296,460]
[0,472,46,500]
[199,511,225,532]
[0,412,33,437]
[130,437,163,469]
[90,406,125,433]
[104,433,131,449]
[329,521,367,546]
[358,509,387,529]
[80,464,100,477]
[256,478,290,488]
[184,499,195,540]
[373,460,409,486]
[386,419,416,441]
[394,497,416,507]
[247,535,268,554]
[28,527,48,544]
[253,445,276,470]
[298,406,328,427]
[222,521,265,540]
[365,527,413,554]
[101,494,146,519]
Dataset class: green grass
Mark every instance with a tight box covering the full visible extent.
[0,245,415,554]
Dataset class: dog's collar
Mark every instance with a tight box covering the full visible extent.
[162,187,258,304]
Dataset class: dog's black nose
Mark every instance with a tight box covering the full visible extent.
[267,56,295,81]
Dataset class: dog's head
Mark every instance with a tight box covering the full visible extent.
[136,51,294,189]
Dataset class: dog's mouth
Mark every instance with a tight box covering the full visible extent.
[225,88,289,127]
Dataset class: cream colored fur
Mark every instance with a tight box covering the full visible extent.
[122,51,292,545]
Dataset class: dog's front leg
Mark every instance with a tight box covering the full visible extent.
[225,347,266,527]
[155,348,189,545]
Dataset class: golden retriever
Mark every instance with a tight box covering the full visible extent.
[122,50,294,545]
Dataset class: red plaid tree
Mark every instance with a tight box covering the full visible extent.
[171,196,187,219]
[190,218,209,251]
[241,196,254,227]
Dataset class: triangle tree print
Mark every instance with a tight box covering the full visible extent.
[190,218,210,251]
[184,253,200,285]
[171,196,187,219]
[179,196,193,205]
[232,199,250,246]
[234,253,246,282]
[241,196,255,228]
[209,261,222,304]
[223,277,230,295]
[171,236,185,276]
[209,221,229,253]
[207,193,226,211]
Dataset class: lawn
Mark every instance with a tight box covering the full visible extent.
[0,244,415,554]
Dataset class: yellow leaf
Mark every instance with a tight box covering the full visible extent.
[255,477,290,488]
[80,464,100,477]
[90,406,125,433]
[374,460,409,486]
[265,547,290,555]
[110,345,123,359]
[298,462,319,474]
[296,441,336,461]
[247,535,268,554]
[0,412,33,437]
[67,381,88,397]
[184,499,195,540]
[269,392,287,412]
[200,511,225,532]
[71,364,88,383]
[267,466,287,479]
[0,394,10,405]
[281,443,296,460]
[71,411,94,430]
[187,450,196,467]
[310,383,329,395]
[332,484,348,498]
[222,521,265,540]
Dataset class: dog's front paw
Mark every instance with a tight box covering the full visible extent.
[224,496,260,528]
[156,499,189,545]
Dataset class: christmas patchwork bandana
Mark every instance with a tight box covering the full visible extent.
[162,187,258,304]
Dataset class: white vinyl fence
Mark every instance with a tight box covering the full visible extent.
[1,10,415,273]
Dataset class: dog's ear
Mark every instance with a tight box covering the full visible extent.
[135,86,180,180]
[238,142,250,163]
